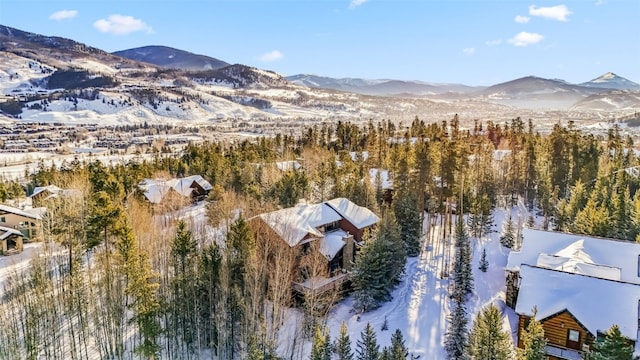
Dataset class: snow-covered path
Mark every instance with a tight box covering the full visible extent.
[323,208,525,358]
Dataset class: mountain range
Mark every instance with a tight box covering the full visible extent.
[0,24,639,126]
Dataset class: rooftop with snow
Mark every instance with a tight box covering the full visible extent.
[507,228,640,284]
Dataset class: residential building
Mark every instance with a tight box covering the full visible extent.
[139,175,212,204]
[252,198,379,296]
[0,204,43,241]
[506,229,640,359]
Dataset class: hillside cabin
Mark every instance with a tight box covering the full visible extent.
[0,204,43,241]
[506,229,640,359]
[252,198,379,297]
[139,175,212,205]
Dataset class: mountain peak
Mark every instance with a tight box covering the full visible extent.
[113,45,229,71]
[581,72,640,90]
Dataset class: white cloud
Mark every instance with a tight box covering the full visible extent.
[508,32,544,47]
[514,15,530,23]
[463,48,476,55]
[349,0,367,9]
[485,39,502,46]
[595,0,604,5]
[93,15,153,35]
[49,10,78,21]
[529,5,572,21]
[259,50,284,62]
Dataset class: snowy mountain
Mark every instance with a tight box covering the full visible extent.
[580,72,640,91]
[286,74,482,96]
[1,24,638,125]
[113,46,229,71]
[477,76,608,109]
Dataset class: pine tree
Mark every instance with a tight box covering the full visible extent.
[500,216,515,249]
[467,304,514,360]
[335,322,354,360]
[478,248,488,273]
[584,324,634,360]
[516,308,546,360]
[444,300,469,360]
[452,221,473,302]
[390,329,408,360]
[310,325,332,360]
[352,211,405,313]
[356,323,380,360]
[380,347,391,360]
[393,151,422,257]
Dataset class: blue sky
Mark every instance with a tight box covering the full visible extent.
[1,0,638,85]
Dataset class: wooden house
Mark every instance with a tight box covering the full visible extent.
[507,229,640,359]
[139,175,212,205]
[252,198,379,297]
[0,204,43,241]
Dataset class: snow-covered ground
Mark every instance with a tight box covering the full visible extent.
[0,199,531,359]
[315,208,521,358]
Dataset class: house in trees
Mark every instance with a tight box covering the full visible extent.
[506,229,640,359]
[253,197,379,296]
[0,226,24,255]
[29,185,80,207]
[0,204,43,241]
[139,175,212,205]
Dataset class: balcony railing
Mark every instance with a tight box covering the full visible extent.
[545,345,582,360]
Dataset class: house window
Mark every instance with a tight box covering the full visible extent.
[567,329,580,350]
[0,217,4,223]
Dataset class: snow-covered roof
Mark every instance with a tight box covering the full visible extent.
[182,175,213,191]
[325,198,380,229]
[0,225,23,240]
[258,203,343,247]
[257,198,378,247]
[369,168,393,190]
[507,229,640,284]
[320,230,348,260]
[275,160,302,172]
[516,265,640,341]
[30,185,62,198]
[0,204,42,220]
[139,175,211,204]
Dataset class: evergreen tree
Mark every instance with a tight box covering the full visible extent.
[500,216,515,249]
[452,221,473,302]
[352,211,405,312]
[356,323,380,360]
[390,329,409,360]
[478,248,488,273]
[467,304,514,360]
[444,300,469,360]
[380,347,391,360]
[393,150,422,257]
[335,322,354,360]
[310,325,332,360]
[584,324,635,360]
[516,308,546,360]
[117,219,161,359]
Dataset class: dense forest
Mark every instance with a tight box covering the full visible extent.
[0,116,638,359]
